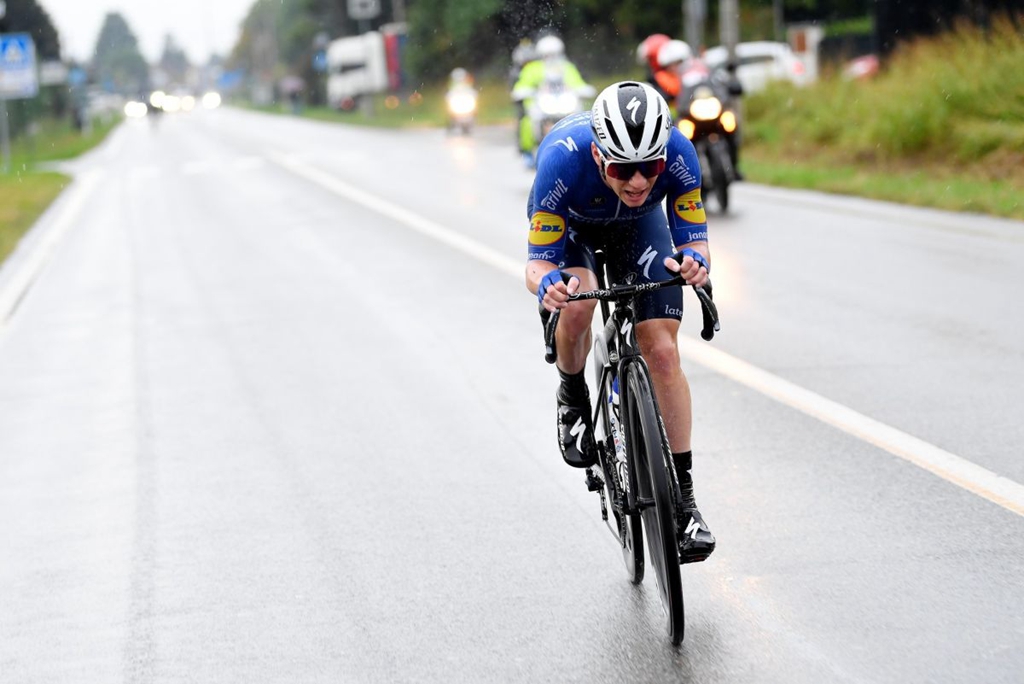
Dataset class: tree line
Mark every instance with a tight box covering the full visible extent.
[224,0,1021,100]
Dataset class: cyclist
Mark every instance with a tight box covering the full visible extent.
[525,81,716,563]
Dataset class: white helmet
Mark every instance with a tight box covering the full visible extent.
[590,81,672,163]
[535,35,565,59]
[657,39,692,68]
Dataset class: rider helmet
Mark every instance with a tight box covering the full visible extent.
[590,81,672,163]
[657,40,692,68]
[636,34,670,70]
[535,35,565,59]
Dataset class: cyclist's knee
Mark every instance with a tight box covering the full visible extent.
[637,321,681,370]
[560,298,597,335]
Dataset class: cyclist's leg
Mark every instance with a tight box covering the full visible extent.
[606,212,715,560]
[600,211,690,449]
[552,226,599,467]
[553,266,598,375]
[635,318,690,452]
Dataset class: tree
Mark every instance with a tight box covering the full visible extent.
[0,0,61,59]
[159,34,191,86]
[92,12,149,94]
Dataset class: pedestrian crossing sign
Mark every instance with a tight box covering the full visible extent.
[0,33,39,99]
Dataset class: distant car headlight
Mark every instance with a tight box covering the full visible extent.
[202,92,222,109]
[124,101,148,118]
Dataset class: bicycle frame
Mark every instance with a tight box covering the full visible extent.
[539,252,720,645]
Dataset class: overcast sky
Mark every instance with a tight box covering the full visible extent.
[38,0,256,64]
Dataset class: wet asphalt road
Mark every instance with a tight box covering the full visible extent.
[0,108,1021,682]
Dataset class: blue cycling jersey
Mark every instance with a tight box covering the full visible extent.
[527,111,708,264]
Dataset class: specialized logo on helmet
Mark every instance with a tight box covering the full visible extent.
[673,189,706,224]
[626,96,641,124]
[528,211,566,246]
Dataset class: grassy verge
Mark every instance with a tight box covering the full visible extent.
[0,118,117,264]
[742,148,1023,218]
[743,17,1024,220]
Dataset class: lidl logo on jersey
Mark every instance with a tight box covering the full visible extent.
[673,189,706,224]
[529,212,565,246]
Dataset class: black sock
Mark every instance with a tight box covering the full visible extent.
[672,451,692,474]
[557,369,589,404]
[672,451,695,509]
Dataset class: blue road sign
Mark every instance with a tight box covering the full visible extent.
[0,33,39,99]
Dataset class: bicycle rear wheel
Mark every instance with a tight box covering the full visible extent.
[623,362,685,645]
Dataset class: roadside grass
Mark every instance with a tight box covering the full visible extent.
[0,118,117,264]
[743,16,1024,220]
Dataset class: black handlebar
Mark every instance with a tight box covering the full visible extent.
[542,276,720,365]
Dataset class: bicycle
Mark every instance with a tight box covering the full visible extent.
[541,251,719,645]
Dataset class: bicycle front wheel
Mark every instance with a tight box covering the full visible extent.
[623,362,685,645]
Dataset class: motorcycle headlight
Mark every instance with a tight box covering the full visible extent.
[448,92,477,116]
[677,119,696,140]
[689,96,722,122]
[557,92,580,112]
[537,92,560,114]
[721,110,737,133]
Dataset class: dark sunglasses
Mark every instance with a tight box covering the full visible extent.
[601,156,667,181]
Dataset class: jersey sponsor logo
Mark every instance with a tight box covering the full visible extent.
[554,137,578,152]
[686,230,708,242]
[540,178,570,212]
[668,154,697,186]
[664,305,682,317]
[528,249,557,261]
[529,211,566,246]
[673,189,706,224]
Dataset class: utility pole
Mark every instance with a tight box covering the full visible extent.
[720,0,739,58]
[392,0,406,24]
[683,0,705,52]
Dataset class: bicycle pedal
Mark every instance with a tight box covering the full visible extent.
[679,551,711,565]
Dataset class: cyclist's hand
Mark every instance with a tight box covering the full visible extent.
[537,269,580,312]
[665,248,709,287]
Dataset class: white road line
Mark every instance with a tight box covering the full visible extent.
[0,170,103,331]
[270,153,1024,517]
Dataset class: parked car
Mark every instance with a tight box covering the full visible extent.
[703,41,810,93]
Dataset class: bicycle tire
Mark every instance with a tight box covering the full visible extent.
[623,362,685,645]
[599,373,644,584]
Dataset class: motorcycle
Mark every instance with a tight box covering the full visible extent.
[521,75,593,167]
[445,83,478,135]
[674,76,740,211]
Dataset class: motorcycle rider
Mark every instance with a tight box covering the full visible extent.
[659,40,744,181]
[526,81,716,563]
[510,37,536,149]
[650,38,692,107]
[512,34,593,168]
[636,33,671,83]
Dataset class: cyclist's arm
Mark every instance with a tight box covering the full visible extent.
[525,143,578,303]
[663,130,711,284]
